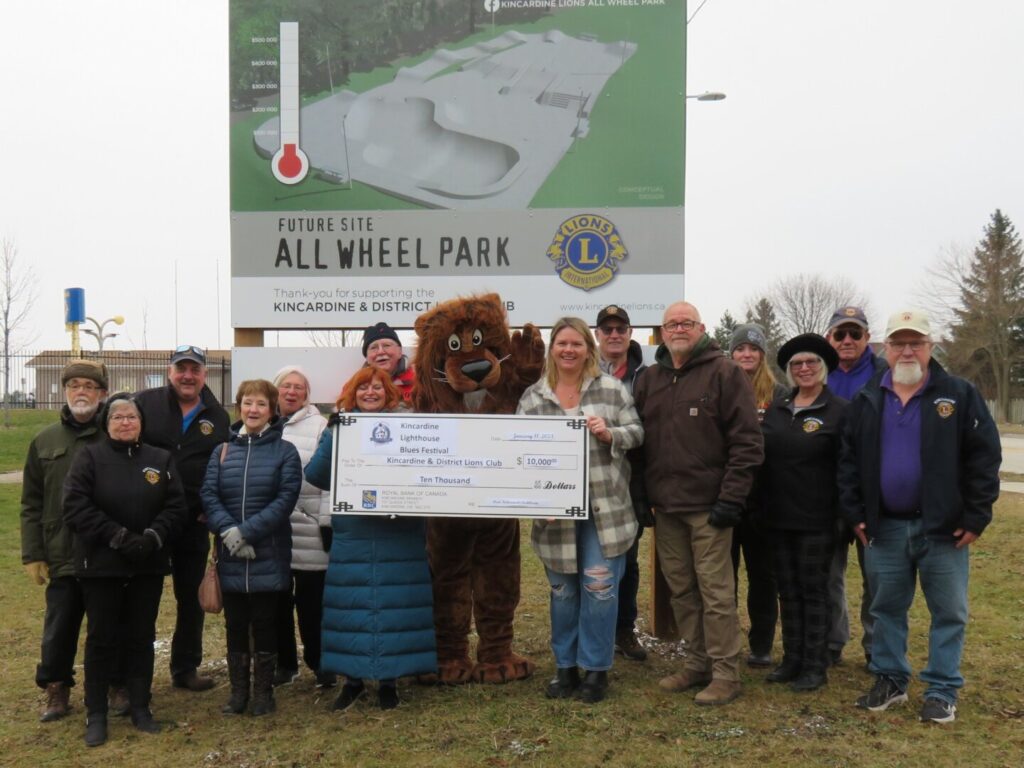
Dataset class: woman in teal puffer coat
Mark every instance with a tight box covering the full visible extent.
[306,366,436,712]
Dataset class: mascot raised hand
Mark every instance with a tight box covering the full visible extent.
[413,293,545,683]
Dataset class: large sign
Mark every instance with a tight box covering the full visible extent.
[230,0,686,329]
[330,413,590,519]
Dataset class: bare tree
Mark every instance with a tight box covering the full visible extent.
[1,237,39,425]
[764,273,870,338]
[306,329,354,347]
[914,242,970,337]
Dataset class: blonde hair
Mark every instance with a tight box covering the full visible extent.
[272,366,311,407]
[749,358,779,409]
[545,317,600,390]
[784,354,828,388]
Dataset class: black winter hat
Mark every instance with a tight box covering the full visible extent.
[361,322,401,357]
[776,333,840,373]
[100,392,145,432]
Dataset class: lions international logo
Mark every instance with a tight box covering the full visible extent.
[935,398,955,419]
[802,417,823,433]
[362,490,378,510]
[199,420,214,436]
[143,467,161,485]
[547,214,628,292]
[370,422,392,444]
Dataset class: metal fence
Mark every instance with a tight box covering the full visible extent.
[1,350,233,410]
[985,399,1024,425]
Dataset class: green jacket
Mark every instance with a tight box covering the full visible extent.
[21,406,103,578]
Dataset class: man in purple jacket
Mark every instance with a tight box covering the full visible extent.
[825,306,887,668]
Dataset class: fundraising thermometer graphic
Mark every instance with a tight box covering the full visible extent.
[271,22,309,184]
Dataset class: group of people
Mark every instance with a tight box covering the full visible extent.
[20,298,1000,747]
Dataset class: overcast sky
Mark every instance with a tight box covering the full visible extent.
[2,1,1022,353]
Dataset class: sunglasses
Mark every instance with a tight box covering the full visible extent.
[832,328,863,342]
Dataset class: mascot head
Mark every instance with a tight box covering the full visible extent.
[412,293,544,414]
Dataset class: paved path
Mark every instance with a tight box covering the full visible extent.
[0,471,22,484]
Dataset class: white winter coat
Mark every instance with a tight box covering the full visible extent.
[280,403,330,571]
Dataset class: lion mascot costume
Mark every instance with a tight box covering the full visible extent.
[412,293,545,683]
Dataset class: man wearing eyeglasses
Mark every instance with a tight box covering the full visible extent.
[839,310,1000,723]
[824,306,889,670]
[135,346,230,692]
[21,360,108,721]
[362,322,415,401]
[594,305,648,663]
[633,302,763,705]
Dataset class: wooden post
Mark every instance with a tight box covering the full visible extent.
[234,328,264,347]
[645,323,678,640]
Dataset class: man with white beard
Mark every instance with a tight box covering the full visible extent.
[21,361,108,721]
[838,310,1001,724]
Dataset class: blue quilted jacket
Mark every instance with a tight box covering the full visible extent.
[306,429,437,680]
[201,419,302,593]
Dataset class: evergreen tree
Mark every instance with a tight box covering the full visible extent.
[948,209,1024,422]
[712,310,739,350]
[745,297,786,360]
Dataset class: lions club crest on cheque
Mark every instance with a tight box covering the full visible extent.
[548,214,629,291]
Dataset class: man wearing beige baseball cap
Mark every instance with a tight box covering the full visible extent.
[838,309,1001,723]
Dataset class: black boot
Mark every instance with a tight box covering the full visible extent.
[222,653,251,715]
[127,678,161,733]
[84,713,107,748]
[250,652,277,716]
[766,658,802,683]
[790,669,827,692]
[378,683,399,710]
[545,667,580,699]
[575,670,608,704]
[332,679,366,711]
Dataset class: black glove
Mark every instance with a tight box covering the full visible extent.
[139,529,161,557]
[633,500,655,528]
[708,500,743,529]
[319,526,333,552]
[114,530,147,562]
[327,411,343,428]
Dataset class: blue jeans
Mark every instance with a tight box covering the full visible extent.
[865,517,969,705]
[545,517,626,671]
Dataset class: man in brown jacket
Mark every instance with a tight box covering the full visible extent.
[633,302,764,705]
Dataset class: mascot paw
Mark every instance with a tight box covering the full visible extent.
[471,655,536,684]
[510,323,546,377]
[422,658,475,686]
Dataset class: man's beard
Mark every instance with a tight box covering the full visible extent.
[69,401,99,419]
[892,361,924,386]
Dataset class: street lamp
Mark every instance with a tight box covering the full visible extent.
[686,91,726,101]
[82,315,125,352]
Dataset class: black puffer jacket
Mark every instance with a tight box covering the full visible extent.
[63,437,189,577]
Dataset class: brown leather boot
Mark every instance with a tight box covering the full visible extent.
[658,668,712,692]
[694,678,742,706]
[40,682,70,722]
[173,669,215,692]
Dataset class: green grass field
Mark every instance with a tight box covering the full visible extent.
[1,414,1022,766]
[230,3,685,213]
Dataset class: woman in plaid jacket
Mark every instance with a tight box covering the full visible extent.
[517,317,644,704]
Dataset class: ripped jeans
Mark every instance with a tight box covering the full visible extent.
[545,517,626,671]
